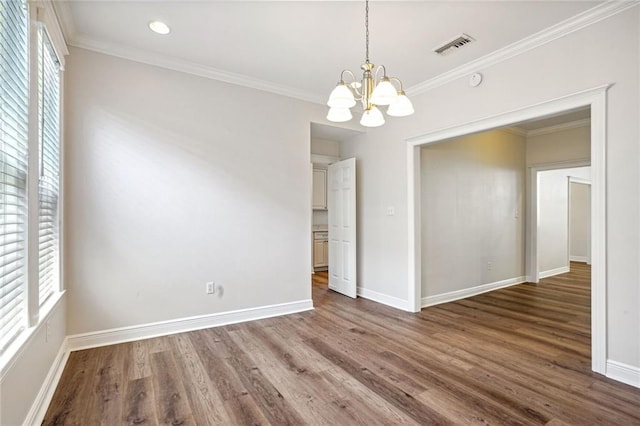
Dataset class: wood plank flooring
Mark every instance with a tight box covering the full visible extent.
[44,262,640,425]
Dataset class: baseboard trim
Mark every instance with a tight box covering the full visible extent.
[422,276,526,308]
[24,338,70,426]
[606,360,640,388]
[539,266,571,279]
[67,299,314,351]
[357,287,410,311]
[569,256,589,263]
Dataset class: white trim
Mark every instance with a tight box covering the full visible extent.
[499,127,528,137]
[539,266,570,279]
[406,86,608,146]
[407,144,421,312]
[406,84,609,375]
[421,276,526,308]
[526,118,591,137]
[58,70,65,293]
[0,292,65,379]
[526,166,538,284]
[50,0,75,44]
[34,1,69,66]
[52,1,636,105]
[356,287,410,311]
[23,338,70,426]
[66,299,313,351]
[606,360,640,388]
[590,89,607,374]
[570,256,589,263]
[26,2,40,327]
[407,2,638,97]
[68,36,323,105]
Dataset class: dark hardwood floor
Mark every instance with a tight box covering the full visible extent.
[44,262,640,425]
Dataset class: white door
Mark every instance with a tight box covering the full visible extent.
[328,158,357,298]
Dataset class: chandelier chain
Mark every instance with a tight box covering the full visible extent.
[365,0,369,62]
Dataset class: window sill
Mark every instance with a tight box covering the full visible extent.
[0,290,66,379]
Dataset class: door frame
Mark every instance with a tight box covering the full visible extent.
[527,162,591,283]
[406,84,609,374]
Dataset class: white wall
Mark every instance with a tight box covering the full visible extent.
[421,130,525,297]
[0,297,66,425]
[538,167,590,276]
[570,182,591,262]
[341,8,639,367]
[64,47,328,335]
[526,124,590,165]
[311,138,340,157]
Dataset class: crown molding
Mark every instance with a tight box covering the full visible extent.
[50,0,75,45]
[50,0,324,104]
[499,126,528,137]
[68,34,325,105]
[53,0,636,105]
[407,1,639,97]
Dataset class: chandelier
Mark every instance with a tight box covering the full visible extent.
[326,0,414,127]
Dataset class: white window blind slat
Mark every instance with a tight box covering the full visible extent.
[0,0,28,353]
[38,27,60,308]
[0,284,23,314]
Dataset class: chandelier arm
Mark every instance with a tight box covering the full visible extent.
[389,77,404,92]
[340,69,364,98]
[373,65,387,84]
[340,69,358,84]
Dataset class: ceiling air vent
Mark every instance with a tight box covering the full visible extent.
[433,34,475,56]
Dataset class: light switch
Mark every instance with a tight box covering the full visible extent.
[386,206,395,216]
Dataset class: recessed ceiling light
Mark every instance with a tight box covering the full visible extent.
[149,21,170,35]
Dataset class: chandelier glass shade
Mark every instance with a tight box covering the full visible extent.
[327,0,414,127]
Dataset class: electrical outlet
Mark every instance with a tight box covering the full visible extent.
[206,282,215,294]
[45,320,51,342]
[487,261,493,271]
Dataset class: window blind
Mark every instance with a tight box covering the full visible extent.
[38,27,60,307]
[0,0,29,352]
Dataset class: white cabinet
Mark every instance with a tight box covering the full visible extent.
[313,231,328,269]
[312,168,327,210]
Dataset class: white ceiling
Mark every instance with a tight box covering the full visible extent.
[55,1,601,103]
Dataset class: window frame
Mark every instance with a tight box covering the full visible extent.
[0,0,67,372]
[0,0,30,354]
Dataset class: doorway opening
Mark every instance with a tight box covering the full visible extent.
[309,123,361,298]
[535,166,591,282]
[407,85,608,374]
